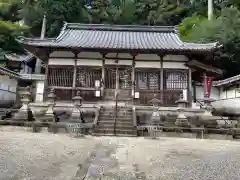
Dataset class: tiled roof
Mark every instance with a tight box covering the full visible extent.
[17,23,222,53]
[213,74,240,86]
[4,53,35,63]
[0,66,20,79]
[185,60,223,75]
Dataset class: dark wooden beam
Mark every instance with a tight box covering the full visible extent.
[160,55,164,101]
[101,54,106,96]
[72,52,77,98]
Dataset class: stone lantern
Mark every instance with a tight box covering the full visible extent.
[175,94,189,127]
[148,94,162,125]
[148,94,162,108]
[13,86,31,121]
[202,94,215,116]
[69,91,84,136]
[71,91,83,122]
[45,88,56,122]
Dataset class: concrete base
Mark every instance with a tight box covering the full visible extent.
[203,133,233,140]
[13,110,28,121]
[141,131,234,140]
[156,132,197,138]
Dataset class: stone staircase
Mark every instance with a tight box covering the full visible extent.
[93,106,137,136]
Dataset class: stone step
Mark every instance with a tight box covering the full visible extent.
[92,132,137,137]
[99,116,132,121]
[101,106,132,109]
[96,124,135,130]
[100,112,132,116]
[101,108,132,111]
[97,120,133,125]
[99,116,132,120]
[94,128,137,135]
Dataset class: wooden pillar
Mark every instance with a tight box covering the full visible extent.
[43,63,49,101]
[188,68,193,107]
[72,53,77,98]
[203,72,207,97]
[131,56,135,104]
[160,56,164,102]
[116,66,119,94]
[101,54,105,96]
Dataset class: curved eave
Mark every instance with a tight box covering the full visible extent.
[0,67,20,79]
[18,42,221,55]
[185,60,223,76]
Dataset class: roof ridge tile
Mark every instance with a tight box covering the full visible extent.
[65,23,176,33]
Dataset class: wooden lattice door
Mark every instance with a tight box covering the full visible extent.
[104,66,132,101]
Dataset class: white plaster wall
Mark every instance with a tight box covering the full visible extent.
[219,87,239,99]
[0,75,17,106]
[136,54,160,60]
[195,85,220,100]
[219,87,226,99]
[163,55,189,61]
[106,53,132,59]
[35,80,44,102]
[50,51,75,57]
[105,59,132,65]
[162,62,188,69]
[226,88,236,99]
[48,58,74,65]
[195,85,240,100]
[135,61,160,68]
[77,59,102,66]
[236,89,240,97]
[78,52,102,58]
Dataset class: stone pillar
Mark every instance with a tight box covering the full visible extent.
[13,86,31,121]
[45,88,56,122]
[175,94,189,127]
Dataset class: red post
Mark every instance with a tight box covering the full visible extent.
[203,73,214,98]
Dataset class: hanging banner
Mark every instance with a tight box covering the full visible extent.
[204,75,214,98]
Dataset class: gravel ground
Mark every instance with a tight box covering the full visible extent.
[1,127,240,180]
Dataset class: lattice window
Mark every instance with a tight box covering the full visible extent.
[135,71,160,90]
[76,67,101,88]
[119,69,131,89]
[105,68,116,89]
[105,68,132,89]
[164,70,188,90]
[48,66,74,87]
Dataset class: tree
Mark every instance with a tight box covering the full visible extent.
[20,0,89,37]
[180,7,240,77]
[19,0,193,37]
[0,0,28,55]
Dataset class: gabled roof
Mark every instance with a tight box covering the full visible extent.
[185,60,223,75]
[0,66,20,79]
[17,23,222,53]
[4,53,35,63]
[213,74,240,86]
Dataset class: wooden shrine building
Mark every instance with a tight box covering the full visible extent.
[17,23,223,107]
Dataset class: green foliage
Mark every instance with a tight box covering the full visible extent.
[20,0,88,37]
[19,0,191,37]
[179,16,204,41]
[0,0,28,56]
[180,7,240,77]
[2,0,240,77]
